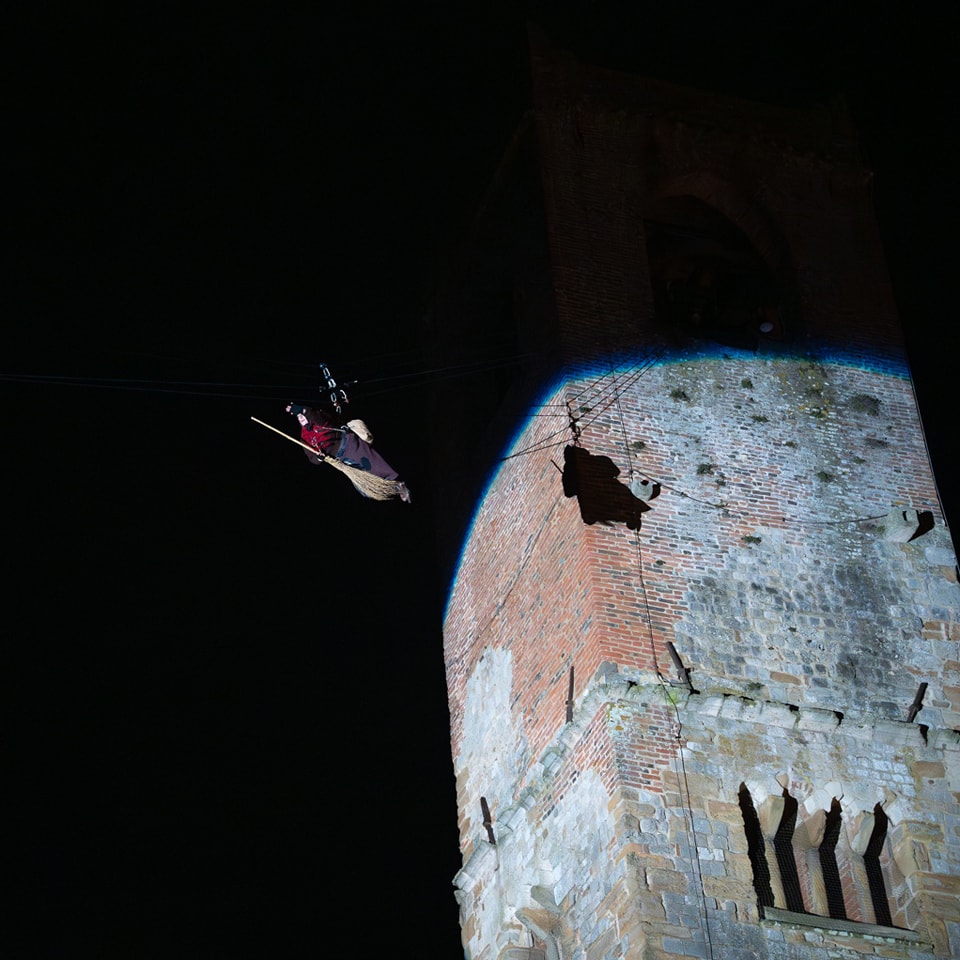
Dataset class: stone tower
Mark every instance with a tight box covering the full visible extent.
[430,33,960,960]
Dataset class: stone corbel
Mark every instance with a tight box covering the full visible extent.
[793,809,827,851]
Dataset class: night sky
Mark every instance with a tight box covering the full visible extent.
[6,4,956,957]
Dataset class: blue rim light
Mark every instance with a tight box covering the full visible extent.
[443,344,912,619]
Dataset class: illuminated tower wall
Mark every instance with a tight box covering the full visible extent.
[432,35,960,960]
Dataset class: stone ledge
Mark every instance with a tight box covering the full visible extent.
[681,691,950,750]
[761,905,931,947]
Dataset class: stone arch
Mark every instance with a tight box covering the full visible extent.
[652,171,789,277]
[644,172,799,346]
[845,802,895,926]
[740,781,919,934]
[794,798,847,920]
[517,887,578,960]
[775,793,805,911]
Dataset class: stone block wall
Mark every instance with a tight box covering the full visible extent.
[451,667,959,958]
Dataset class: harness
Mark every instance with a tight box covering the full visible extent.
[320,362,350,415]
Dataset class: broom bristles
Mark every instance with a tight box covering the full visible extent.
[324,457,402,501]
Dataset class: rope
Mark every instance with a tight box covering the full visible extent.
[602,365,716,959]
[0,348,536,404]
[499,355,662,464]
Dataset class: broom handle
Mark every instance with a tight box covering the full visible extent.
[251,417,326,458]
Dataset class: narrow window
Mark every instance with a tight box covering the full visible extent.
[864,803,892,926]
[738,784,775,908]
[774,790,805,913]
[819,798,847,919]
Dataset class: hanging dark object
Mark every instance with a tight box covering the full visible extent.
[480,796,496,845]
[561,444,649,531]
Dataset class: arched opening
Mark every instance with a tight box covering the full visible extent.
[738,783,775,908]
[773,789,805,913]
[819,798,846,920]
[864,803,893,927]
[644,194,790,349]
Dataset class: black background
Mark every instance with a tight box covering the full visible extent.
[6,4,956,956]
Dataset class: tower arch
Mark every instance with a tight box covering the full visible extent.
[644,174,797,347]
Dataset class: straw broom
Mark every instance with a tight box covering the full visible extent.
[251,417,401,501]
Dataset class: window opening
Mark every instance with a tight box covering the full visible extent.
[739,783,775,908]
[644,195,787,349]
[864,803,892,927]
[819,798,846,920]
[774,790,805,913]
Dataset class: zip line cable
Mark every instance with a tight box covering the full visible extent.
[497,354,663,464]
[0,374,304,403]
[356,355,536,399]
[0,348,539,404]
